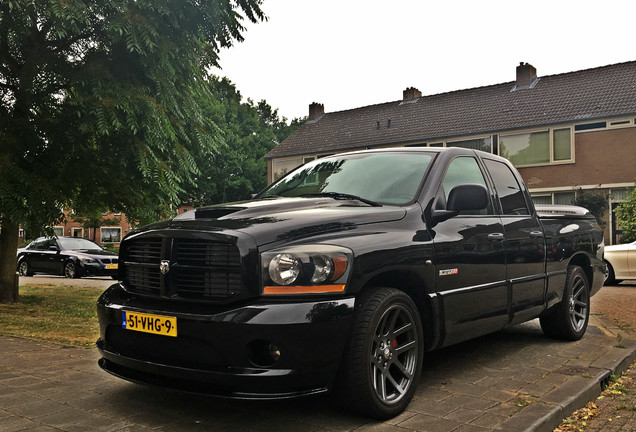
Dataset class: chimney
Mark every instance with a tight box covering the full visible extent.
[516,62,537,87]
[308,102,324,120]
[403,87,422,101]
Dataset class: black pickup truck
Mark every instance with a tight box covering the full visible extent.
[96,147,604,418]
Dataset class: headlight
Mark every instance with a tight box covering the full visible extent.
[79,257,96,263]
[261,245,352,295]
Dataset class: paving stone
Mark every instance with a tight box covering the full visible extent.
[443,407,481,423]
[0,415,41,432]
[398,413,462,431]
[8,399,67,418]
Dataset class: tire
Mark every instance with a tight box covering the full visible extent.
[540,265,590,341]
[338,287,423,419]
[64,261,80,279]
[604,263,622,286]
[18,261,33,276]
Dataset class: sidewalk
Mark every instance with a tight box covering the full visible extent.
[0,315,634,432]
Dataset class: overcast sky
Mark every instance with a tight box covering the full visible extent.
[212,0,635,120]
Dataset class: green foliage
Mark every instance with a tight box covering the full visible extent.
[0,0,265,233]
[616,186,636,243]
[185,77,305,206]
[572,188,609,229]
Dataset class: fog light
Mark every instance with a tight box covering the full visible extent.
[247,339,282,367]
[268,344,281,362]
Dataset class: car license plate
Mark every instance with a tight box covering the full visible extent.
[122,311,177,337]
[104,264,118,270]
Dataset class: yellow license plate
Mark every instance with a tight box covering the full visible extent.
[122,311,177,337]
[105,264,118,270]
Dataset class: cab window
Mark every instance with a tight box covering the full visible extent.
[439,157,493,215]
[484,159,530,216]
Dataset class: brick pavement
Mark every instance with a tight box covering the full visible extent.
[0,315,634,432]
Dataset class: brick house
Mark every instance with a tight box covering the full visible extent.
[17,210,133,247]
[264,61,636,244]
[17,205,194,247]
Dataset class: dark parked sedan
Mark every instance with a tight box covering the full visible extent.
[17,237,119,279]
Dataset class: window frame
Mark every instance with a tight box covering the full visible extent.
[100,227,122,243]
[498,126,574,168]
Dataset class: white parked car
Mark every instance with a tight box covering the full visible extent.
[604,240,636,285]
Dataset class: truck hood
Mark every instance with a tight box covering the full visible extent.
[133,198,407,247]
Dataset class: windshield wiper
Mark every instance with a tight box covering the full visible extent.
[299,192,382,207]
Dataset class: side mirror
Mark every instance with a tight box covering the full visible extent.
[447,184,489,212]
[49,245,59,252]
[431,184,489,224]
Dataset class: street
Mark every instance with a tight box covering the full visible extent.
[0,279,633,431]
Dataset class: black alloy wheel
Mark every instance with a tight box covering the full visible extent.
[540,265,590,341]
[338,287,423,419]
[64,261,80,279]
[18,261,32,276]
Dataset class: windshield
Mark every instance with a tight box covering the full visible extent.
[260,152,433,205]
[58,237,103,251]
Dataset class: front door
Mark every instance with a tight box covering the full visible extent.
[432,156,508,346]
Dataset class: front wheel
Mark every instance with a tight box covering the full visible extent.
[540,265,590,340]
[338,287,423,419]
[64,262,80,279]
[18,261,33,276]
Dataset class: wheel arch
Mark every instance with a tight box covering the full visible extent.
[358,270,437,351]
[568,253,592,290]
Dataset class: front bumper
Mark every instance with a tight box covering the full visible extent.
[96,284,355,399]
[81,262,118,277]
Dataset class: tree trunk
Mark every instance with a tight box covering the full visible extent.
[0,221,20,303]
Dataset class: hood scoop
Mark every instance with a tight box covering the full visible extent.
[195,207,245,219]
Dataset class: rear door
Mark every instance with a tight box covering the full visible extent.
[483,158,546,324]
[432,156,508,346]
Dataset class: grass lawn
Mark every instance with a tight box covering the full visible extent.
[0,284,101,347]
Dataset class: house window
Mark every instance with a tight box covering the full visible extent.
[553,128,571,161]
[531,195,552,205]
[101,227,122,243]
[575,121,606,132]
[447,137,492,153]
[72,228,84,238]
[272,157,304,181]
[530,191,575,205]
[500,128,573,167]
[52,227,64,237]
[554,191,575,205]
[19,229,25,237]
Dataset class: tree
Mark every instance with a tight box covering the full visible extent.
[0,0,265,303]
[616,186,636,243]
[185,77,305,206]
[571,188,609,230]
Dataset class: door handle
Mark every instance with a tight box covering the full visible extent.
[529,231,543,239]
[487,233,505,242]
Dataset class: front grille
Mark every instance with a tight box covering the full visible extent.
[175,239,240,267]
[121,236,242,302]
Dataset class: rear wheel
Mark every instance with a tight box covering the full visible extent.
[540,265,589,340]
[64,262,80,279]
[18,261,33,276]
[604,262,622,285]
[338,287,423,419]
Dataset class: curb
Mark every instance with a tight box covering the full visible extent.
[512,337,636,432]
